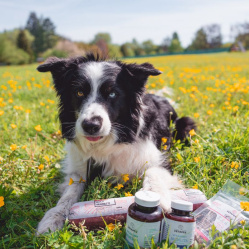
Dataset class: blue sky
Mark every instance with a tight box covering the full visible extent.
[1,0,249,47]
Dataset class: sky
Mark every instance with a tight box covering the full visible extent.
[0,0,249,47]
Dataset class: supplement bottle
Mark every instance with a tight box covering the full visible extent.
[164,200,196,249]
[125,191,163,249]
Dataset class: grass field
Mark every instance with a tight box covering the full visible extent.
[0,52,249,248]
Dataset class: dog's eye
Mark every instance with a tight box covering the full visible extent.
[77,91,84,97]
[109,92,116,98]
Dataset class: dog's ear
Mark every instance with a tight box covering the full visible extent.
[37,57,67,74]
[125,62,162,81]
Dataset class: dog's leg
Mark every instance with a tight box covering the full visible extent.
[36,173,85,235]
[142,167,182,212]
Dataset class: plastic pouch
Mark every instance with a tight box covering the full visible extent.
[193,180,249,244]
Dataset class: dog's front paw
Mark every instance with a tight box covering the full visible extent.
[160,197,172,213]
[36,206,66,235]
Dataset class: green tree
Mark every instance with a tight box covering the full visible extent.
[188,28,209,50]
[92,33,112,44]
[108,44,122,58]
[25,12,57,55]
[142,40,158,55]
[169,32,183,53]
[120,43,135,57]
[16,29,33,62]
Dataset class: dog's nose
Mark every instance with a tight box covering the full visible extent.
[82,116,103,135]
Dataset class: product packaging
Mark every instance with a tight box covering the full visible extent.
[68,189,207,230]
[193,180,249,244]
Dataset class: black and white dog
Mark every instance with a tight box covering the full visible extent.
[36,53,195,234]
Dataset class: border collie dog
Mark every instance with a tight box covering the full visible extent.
[36,53,195,234]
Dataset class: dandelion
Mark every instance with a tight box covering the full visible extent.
[151,83,156,88]
[79,176,86,183]
[44,155,50,162]
[69,177,74,185]
[194,113,199,118]
[0,110,4,116]
[40,102,45,106]
[230,245,237,249]
[0,196,4,207]
[107,223,115,232]
[240,202,249,211]
[192,184,198,189]
[34,125,42,132]
[47,99,55,104]
[0,156,3,163]
[21,145,27,149]
[210,104,215,108]
[122,174,129,183]
[125,192,133,197]
[240,220,246,226]
[239,188,246,195]
[233,106,239,112]
[189,129,196,136]
[161,137,167,144]
[25,109,31,114]
[10,144,17,151]
[38,164,44,170]
[10,124,17,129]
[8,99,13,103]
[231,161,239,169]
[163,145,167,150]
[115,184,124,190]
[207,110,213,115]
[194,157,200,163]
[194,139,199,144]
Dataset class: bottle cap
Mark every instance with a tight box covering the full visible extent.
[171,200,193,211]
[135,191,160,207]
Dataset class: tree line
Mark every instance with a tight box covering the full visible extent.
[0,12,249,65]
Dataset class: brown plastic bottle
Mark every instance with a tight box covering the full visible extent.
[125,191,164,249]
[163,200,196,249]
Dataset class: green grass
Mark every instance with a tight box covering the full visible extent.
[0,52,249,248]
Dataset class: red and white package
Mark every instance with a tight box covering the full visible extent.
[68,196,135,229]
[68,189,207,229]
[170,189,207,211]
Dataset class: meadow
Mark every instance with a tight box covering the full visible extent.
[0,52,249,248]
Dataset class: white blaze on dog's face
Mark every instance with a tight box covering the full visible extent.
[75,62,121,142]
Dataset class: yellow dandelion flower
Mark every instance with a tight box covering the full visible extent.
[40,102,45,106]
[233,106,239,112]
[239,188,246,195]
[240,220,246,226]
[189,129,196,136]
[69,177,74,185]
[0,156,3,163]
[240,202,249,211]
[151,83,156,88]
[125,192,133,197]
[210,104,215,108]
[115,184,124,190]
[0,196,4,207]
[194,157,200,163]
[194,113,199,118]
[10,124,17,129]
[44,155,50,162]
[79,176,86,183]
[107,223,115,232]
[230,245,237,249]
[56,130,62,135]
[34,125,42,132]
[161,137,167,144]
[21,145,27,149]
[38,164,44,170]
[25,109,31,114]
[0,110,4,116]
[47,99,55,104]
[231,161,239,169]
[10,144,17,151]
[122,174,129,183]
[163,145,168,150]
[192,184,198,189]
[207,110,213,115]
[8,99,13,103]
[194,139,199,144]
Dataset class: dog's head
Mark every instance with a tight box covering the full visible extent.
[37,53,161,143]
